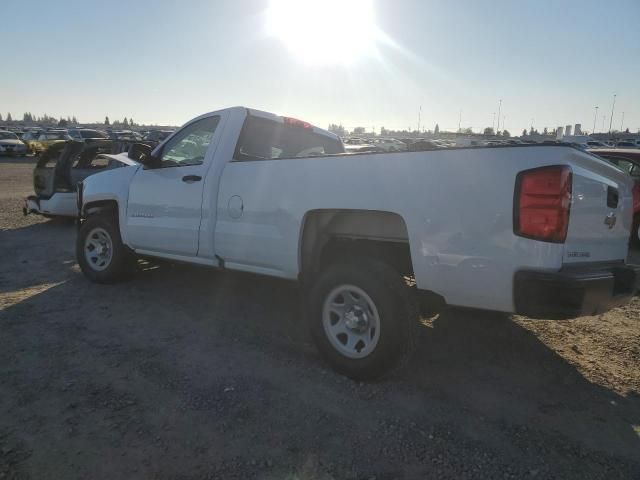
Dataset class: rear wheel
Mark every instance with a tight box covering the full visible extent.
[76,214,135,283]
[308,258,416,380]
[632,214,640,249]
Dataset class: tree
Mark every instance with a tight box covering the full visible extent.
[6,113,12,122]
[522,129,528,137]
[352,126,365,135]
[129,118,134,127]
[483,127,494,135]
[543,127,548,135]
[72,116,78,125]
[0,113,2,121]
[58,118,68,127]
[625,128,630,134]
[434,123,439,134]
[123,117,129,127]
[104,116,110,126]
[328,123,345,136]
[502,129,511,138]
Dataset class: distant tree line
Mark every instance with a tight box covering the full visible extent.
[2,112,137,129]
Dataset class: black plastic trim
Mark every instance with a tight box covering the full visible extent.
[514,262,640,319]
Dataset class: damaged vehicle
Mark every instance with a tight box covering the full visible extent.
[23,141,138,218]
[0,130,28,156]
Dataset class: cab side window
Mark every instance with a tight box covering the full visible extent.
[158,116,220,168]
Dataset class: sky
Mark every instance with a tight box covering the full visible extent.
[2,0,639,134]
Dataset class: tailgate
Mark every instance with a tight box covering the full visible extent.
[564,150,634,263]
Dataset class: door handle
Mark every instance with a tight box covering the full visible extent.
[182,175,202,183]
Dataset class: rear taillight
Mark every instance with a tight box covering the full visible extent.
[632,183,640,214]
[514,165,572,243]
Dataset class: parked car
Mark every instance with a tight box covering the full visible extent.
[407,140,444,151]
[590,148,640,247]
[372,138,408,152]
[68,128,109,142]
[32,130,72,154]
[109,130,143,141]
[20,130,43,154]
[616,141,637,149]
[143,129,174,147]
[344,143,384,153]
[75,106,640,380]
[0,130,28,156]
[23,141,138,218]
[343,137,366,145]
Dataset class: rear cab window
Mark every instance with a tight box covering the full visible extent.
[234,115,344,161]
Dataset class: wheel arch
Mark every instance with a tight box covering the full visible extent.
[299,209,412,279]
[82,199,119,218]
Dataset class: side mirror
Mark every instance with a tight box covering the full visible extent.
[128,143,159,167]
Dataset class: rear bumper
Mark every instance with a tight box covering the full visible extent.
[23,194,78,218]
[514,263,640,319]
[23,196,40,215]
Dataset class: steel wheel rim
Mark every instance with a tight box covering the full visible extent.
[322,284,381,359]
[84,227,113,272]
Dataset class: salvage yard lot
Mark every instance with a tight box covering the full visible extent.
[1,156,639,479]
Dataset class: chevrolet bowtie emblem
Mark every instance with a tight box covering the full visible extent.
[604,213,617,229]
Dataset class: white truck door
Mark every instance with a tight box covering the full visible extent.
[126,115,222,256]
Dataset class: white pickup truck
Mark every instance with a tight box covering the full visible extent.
[76,106,640,379]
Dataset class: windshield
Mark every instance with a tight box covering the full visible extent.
[0,132,18,140]
[235,116,344,160]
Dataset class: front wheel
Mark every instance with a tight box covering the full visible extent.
[308,258,416,381]
[76,214,135,283]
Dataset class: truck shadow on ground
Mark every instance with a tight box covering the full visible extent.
[1,221,639,475]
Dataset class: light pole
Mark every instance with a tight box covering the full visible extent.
[620,111,625,132]
[608,94,616,134]
[458,110,462,132]
[602,115,605,132]
[417,106,421,133]
[497,99,502,132]
[492,112,496,132]
[592,106,598,134]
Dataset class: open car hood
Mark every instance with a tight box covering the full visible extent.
[33,141,139,199]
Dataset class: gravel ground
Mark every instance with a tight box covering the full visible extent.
[1,155,639,479]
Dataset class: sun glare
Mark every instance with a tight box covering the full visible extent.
[265,0,378,66]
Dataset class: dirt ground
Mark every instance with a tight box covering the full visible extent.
[1,155,639,480]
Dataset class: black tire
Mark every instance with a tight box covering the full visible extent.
[76,214,135,283]
[308,258,417,381]
[632,214,640,249]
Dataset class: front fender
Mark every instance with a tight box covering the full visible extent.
[81,164,140,246]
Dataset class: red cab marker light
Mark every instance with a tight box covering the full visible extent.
[284,117,313,129]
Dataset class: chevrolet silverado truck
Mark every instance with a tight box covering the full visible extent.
[76,107,640,380]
